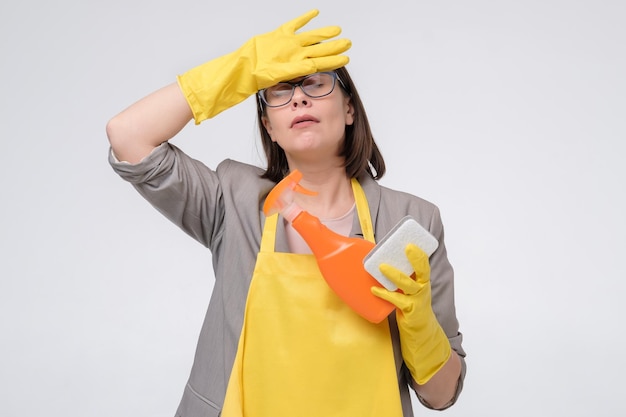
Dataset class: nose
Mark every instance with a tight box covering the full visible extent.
[290,86,310,108]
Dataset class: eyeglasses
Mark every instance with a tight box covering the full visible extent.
[258,72,347,108]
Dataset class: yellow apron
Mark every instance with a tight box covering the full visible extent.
[222,179,402,417]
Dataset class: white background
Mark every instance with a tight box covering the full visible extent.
[1,0,624,415]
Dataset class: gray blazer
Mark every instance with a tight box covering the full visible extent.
[110,142,466,417]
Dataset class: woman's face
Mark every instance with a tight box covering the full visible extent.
[261,75,354,166]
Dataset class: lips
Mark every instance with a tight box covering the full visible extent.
[290,114,319,128]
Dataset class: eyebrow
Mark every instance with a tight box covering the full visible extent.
[281,73,316,84]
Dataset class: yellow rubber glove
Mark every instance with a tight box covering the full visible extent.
[177,9,351,124]
[371,243,452,385]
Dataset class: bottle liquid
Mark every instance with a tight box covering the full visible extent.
[263,170,395,324]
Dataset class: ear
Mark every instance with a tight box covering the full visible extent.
[261,116,275,141]
[344,98,355,126]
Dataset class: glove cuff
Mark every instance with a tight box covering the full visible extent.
[177,49,257,124]
[402,321,452,385]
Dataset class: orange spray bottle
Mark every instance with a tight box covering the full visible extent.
[263,170,395,323]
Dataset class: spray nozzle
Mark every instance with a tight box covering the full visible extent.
[263,169,317,218]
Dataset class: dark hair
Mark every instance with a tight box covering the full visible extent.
[256,66,386,183]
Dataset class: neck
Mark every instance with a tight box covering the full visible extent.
[290,165,354,220]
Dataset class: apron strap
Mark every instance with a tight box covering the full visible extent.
[352,178,375,243]
[260,213,279,253]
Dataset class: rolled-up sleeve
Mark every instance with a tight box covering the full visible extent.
[109,142,224,248]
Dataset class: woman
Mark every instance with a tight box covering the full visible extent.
[107,9,466,417]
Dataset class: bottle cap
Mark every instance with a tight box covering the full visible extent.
[263,169,317,216]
